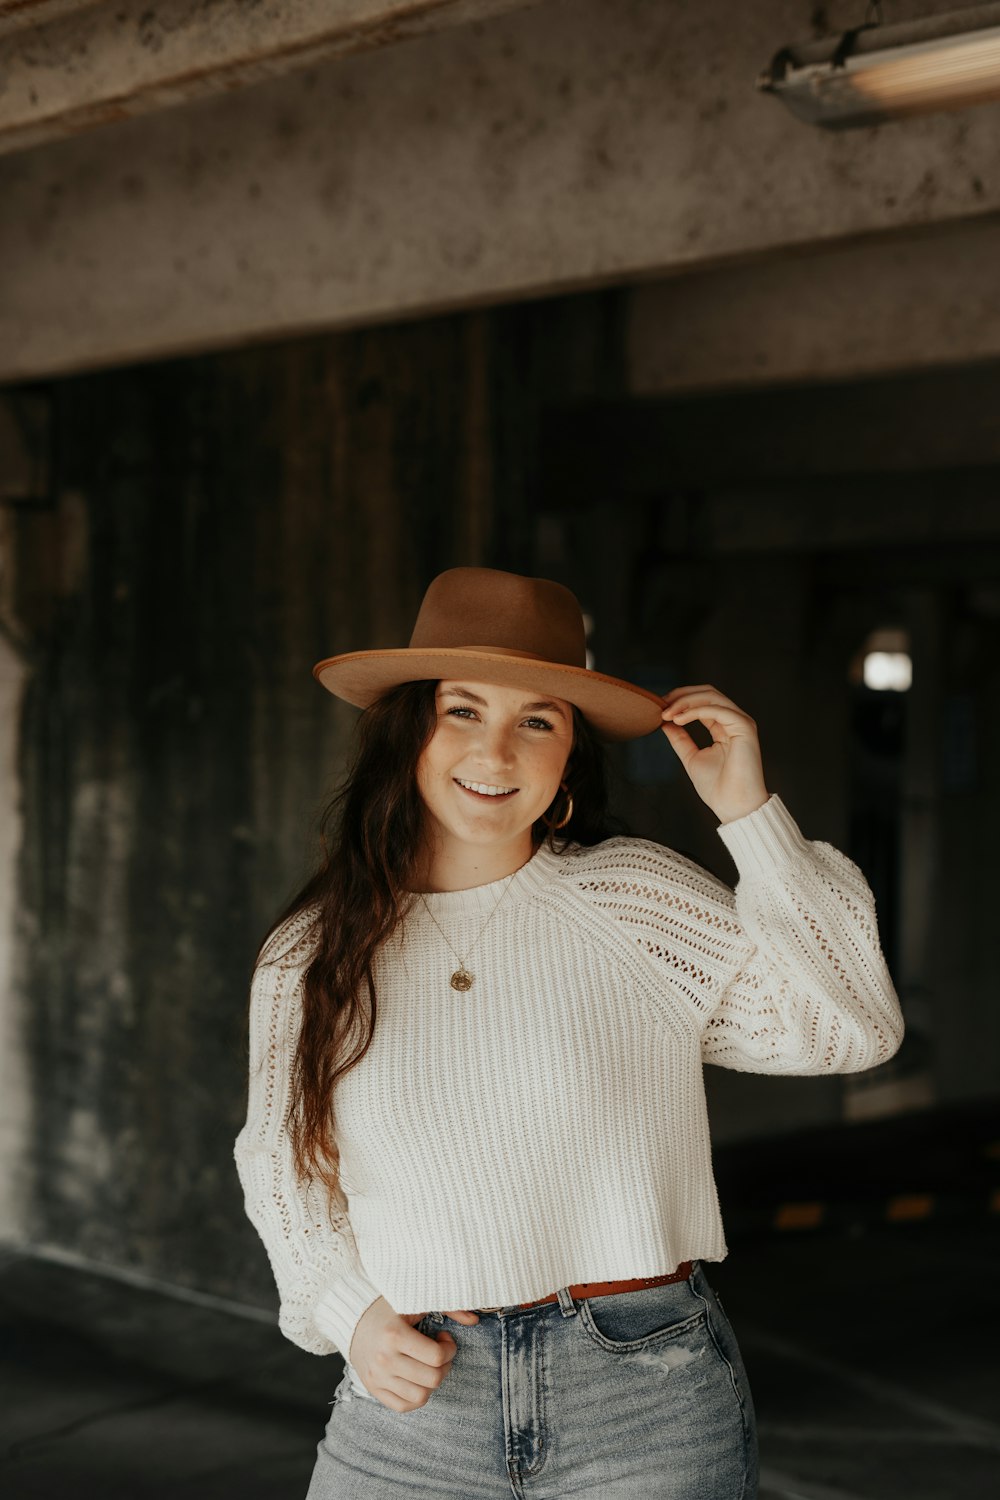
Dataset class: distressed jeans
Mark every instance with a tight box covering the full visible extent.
[305,1260,758,1499]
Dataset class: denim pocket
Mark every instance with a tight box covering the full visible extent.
[577,1282,707,1353]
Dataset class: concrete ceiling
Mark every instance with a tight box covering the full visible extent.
[0,0,541,155]
[0,1,101,38]
[4,0,1000,384]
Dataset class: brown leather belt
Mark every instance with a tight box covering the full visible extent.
[474,1262,694,1314]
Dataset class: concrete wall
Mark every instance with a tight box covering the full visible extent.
[538,366,1000,1127]
[4,0,1000,382]
[0,295,631,1300]
[627,216,1000,396]
[0,632,29,1245]
[3,294,999,1299]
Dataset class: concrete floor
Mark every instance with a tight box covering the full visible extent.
[2,1216,998,1499]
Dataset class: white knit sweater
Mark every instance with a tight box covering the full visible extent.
[234,794,903,1362]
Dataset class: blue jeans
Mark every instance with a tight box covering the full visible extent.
[305,1261,757,1498]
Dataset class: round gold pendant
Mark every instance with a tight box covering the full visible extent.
[450,967,474,991]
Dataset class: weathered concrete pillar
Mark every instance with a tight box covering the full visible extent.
[0,631,30,1246]
[0,295,627,1296]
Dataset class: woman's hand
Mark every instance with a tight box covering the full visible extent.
[348,1297,480,1412]
[660,685,770,825]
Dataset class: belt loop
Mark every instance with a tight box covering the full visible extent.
[555,1286,577,1318]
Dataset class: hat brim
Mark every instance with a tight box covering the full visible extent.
[312,648,666,742]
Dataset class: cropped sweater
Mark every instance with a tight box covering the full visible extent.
[233,794,903,1362]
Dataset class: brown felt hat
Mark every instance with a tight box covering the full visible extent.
[312,567,666,742]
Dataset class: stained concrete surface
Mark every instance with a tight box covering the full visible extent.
[0,0,540,156]
[6,0,1000,383]
[2,1212,998,1500]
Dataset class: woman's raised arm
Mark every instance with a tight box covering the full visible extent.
[702,794,904,1074]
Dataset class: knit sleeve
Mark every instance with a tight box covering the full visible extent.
[233,909,383,1360]
[573,798,903,1074]
[700,794,904,1072]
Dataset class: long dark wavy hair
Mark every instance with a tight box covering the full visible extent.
[254,677,627,1200]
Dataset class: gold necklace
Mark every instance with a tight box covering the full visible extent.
[417,868,519,990]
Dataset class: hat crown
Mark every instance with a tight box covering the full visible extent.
[408,567,587,668]
[312,566,665,741]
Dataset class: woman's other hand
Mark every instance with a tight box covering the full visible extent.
[348,1298,480,1412]
[660,685,770,825]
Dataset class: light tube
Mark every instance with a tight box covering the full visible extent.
[759,6,1000,128]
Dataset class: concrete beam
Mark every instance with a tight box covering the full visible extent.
[628,216,1000,395]
[3,0,1000,382]
[0,2,100,41]
[0,0,540,156]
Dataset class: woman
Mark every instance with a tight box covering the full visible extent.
[234,566,904,1500]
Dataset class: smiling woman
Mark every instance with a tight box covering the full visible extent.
[411,678,576,893]
[234,566,904,1500]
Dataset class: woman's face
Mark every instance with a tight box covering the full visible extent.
[415,678,574,856]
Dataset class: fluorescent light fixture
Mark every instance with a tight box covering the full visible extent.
[758,4,1000,128]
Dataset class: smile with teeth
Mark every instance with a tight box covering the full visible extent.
[454,777,519,798]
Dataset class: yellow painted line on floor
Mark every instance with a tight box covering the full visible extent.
[886,1193,933,1222]
[775,1202,824,1230]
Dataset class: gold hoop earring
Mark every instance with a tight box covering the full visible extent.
[542,781,574,831]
